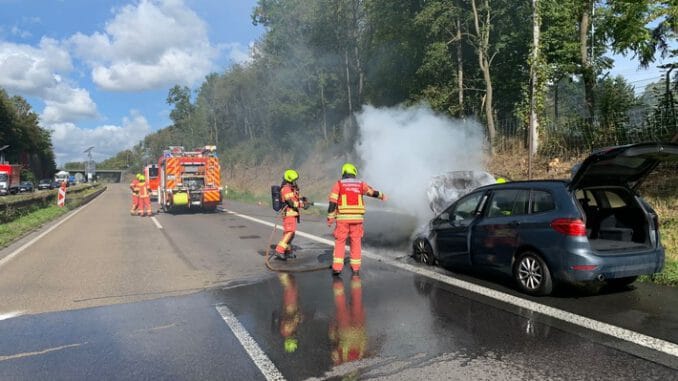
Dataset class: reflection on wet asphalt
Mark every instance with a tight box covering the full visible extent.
[1,258,676,380]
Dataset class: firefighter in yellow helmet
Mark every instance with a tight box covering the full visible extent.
[129,173,142,215]
[136,175,152,217]
[327,163,386,276]
[274,169,310,260]
[496,177,507,184]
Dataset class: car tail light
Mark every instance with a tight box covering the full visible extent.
[571,265,598,271]
[551,218,587,236]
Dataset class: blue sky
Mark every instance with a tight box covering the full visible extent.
[0,0,263,165]
[0,1,671,165]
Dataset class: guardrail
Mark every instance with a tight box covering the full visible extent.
[0,184,105,224]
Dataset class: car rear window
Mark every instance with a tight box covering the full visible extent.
[531,190,555,213]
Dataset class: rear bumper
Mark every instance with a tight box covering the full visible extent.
[556,246,665,283]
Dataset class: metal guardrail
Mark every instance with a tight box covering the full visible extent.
[0,184,105,223]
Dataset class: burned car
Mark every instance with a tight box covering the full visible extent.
[413,143,677,295]
[427,171,498,215]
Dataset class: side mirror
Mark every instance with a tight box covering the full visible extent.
[439,212,450,221]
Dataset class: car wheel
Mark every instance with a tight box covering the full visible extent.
[606,276,638,289]
[513,251,553,296]
[413,238,435,265]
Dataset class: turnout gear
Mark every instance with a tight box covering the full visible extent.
[130,175,141,215]
[136,180,152,216]
[275,171,309,259]
[327,164,386,274]
[278,274,302,353]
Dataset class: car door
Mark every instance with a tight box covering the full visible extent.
[432,191,486,265]
[472,189,530,268]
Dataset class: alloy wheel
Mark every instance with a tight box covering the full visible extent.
[518,256,543,290]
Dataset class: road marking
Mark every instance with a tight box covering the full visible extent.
[0,196,100,271]
[225,209,678,358]
[216,304,285,381]
[151,216,163,229]
[0,343,86,362]
[0,311,24,321]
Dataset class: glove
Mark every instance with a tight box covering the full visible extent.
[379,192,388,201]
[327,217,335,227]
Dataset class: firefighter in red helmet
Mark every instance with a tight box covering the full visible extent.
[327,163,386,276]
[275,169,310,260]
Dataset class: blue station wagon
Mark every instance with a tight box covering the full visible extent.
[412,142,678,295]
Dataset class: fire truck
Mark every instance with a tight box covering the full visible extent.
[0,163,21,195]
[157,146,222,212]
[144,164,159,200]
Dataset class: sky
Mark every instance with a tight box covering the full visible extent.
[0,0,263,166]
[0,0,672,166]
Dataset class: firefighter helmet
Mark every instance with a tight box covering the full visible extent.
[284,337,298,353]
[341,163,357,176]
[138,175,145,181]
[136,173,142,180]
[283,169,299,183]
[496,177,507,184]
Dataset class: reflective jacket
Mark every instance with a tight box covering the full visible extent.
[130,179,139,195]
[137,181,149,198]
[328,178,375,222]
[281,184,302,218]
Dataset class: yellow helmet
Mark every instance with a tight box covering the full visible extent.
[138,175,145,181]
[341,163,357,176]
[284,337,298,353]
[136,173,142,180]
[283,169,299,183]
[496,177,507,184]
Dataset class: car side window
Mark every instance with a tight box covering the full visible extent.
[450,192,483,221]
[531,190,555,213]
[487,189,529,217]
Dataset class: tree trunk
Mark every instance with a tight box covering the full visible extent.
[580,1,595,119]
[471,0,496,155]
[344,47,354,142]
[528,0,540,160]
[320,77,328,141]
[456,17,464,118]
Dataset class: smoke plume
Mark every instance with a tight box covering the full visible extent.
[355,104,487,224]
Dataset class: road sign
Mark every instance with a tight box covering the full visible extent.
[57,186,66,207]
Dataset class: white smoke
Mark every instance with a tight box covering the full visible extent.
[355,104,487,224]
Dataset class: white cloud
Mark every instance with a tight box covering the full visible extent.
[223,42,253,65]
[0,37,98,123]
[69,0,218,91]
[0,37,72,94]
[49,110,151,164]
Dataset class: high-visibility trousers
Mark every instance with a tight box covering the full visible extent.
[131,194,139,214]
[276,216,297,254]
[332,221,364,272]
[137,196,152,216]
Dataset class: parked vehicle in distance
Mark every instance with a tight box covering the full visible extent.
[18,181,34,192]
[412,143,678,295]
[38,178,54,190]
[52,180,64,189]
[0,163,22,195]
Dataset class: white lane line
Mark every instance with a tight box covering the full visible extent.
[0,196,100,271]
[0,343,86,362]
[0,311,24,321]
[151,216,163,229]
[216,305,285,381]
[225,209,678,358]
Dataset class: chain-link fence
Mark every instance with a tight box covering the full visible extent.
[495,109,677,160]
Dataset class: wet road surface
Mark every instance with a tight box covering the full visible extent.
[0,184,676,380]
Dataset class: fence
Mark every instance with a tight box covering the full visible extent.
[495,109,677,159]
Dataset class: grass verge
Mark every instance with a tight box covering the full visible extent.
[0,185,105,249]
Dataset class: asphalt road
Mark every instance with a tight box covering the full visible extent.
[0,184,676,380]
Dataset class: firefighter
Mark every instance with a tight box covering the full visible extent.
[277,273,302,354]
[129,173,141,215]
[274,169,310,260]
[327,163,386,276]
[136,175,152,217]
[496,177,508,184]
[329,275,366,365]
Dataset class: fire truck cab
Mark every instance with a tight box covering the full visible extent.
[144,164,159,201]
[157,146,222,213]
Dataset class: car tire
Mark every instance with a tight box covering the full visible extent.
[606,276,638,289]
[513,251,553,296]
[413,238,435,265]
